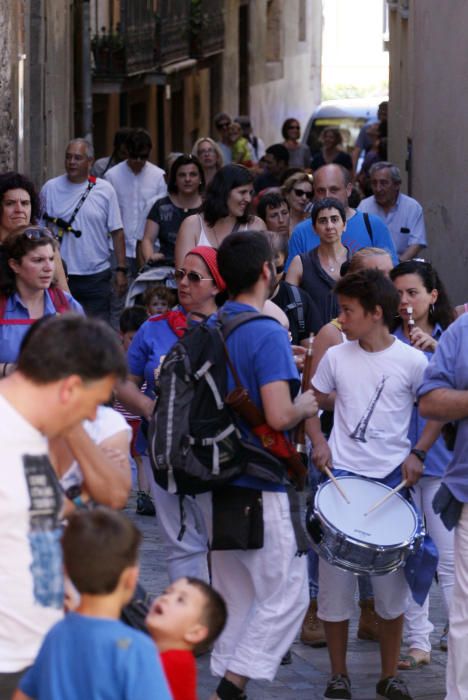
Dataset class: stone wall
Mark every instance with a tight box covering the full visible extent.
[0,2,19,170]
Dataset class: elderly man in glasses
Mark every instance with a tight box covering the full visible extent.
[358,162,427,262]
[40,138,127,323]
[214,112,233,166]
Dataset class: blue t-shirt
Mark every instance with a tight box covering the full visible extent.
[218,301,300,491]
[394,324,451,478]
[285,210,398,270]
[19,612,171,700]
[418,314,468,502]
[0,290,84,363]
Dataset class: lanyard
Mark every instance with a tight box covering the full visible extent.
[67,176,97,227]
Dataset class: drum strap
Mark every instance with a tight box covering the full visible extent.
[286,485,309,554]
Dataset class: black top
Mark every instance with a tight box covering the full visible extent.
[271,280,322,343]
[253,172,281,194]
[311,150,353,172]
[147,195,200,264]
[299,247,351,328]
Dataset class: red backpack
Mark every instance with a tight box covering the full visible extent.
[0,288,71,325]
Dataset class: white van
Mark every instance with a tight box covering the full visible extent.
[302,97,387,157]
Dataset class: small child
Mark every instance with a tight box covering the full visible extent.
[146,577,227,700]
[143,284,177,317]
[119,305,148,351]
[13,508,171,700]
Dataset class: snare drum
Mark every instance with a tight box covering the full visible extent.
[306,475,422,576]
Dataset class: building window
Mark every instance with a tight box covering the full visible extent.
[298,0,306,42]
[266,0,282,63]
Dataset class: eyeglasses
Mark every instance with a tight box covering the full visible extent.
[293,188,313,200]
[22,227,55,241]
[288,125,300,130]
[199,148,216,156]
[129,152,150,161]
[275,264,285,274]
[216,121,231,129]
[174,268,213,284]
[65,153,87,162]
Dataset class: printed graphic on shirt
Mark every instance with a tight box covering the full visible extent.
[24,454,64,608]
[349,375,387,443]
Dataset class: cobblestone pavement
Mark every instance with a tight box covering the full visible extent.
[126,493,447,700]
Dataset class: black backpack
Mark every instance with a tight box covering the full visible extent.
[147,311,286,495]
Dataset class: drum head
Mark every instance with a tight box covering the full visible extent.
[316,476,417,547]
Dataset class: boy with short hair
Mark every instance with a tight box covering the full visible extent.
[146,576,227,700]
[13,508,171,700]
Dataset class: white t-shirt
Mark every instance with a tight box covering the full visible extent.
[59,406,131,494]
[40,174,123,275]
[312,338,428,478]
[0,395,63,672]
[105,161,167,258]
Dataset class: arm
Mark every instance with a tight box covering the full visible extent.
[141,219,165,264]
[110,228,128,296]
[59,424,131,509]
[285,254,303,287]
[309,322,342,378]
[260,380,317,432]
[402,419,445,486]
[53,250,71,293]
[419,388,468,421]
[311,384,335,412]
[306,415,333,472]
[399,243,424,262]
[250,215,267,231]
[115,375,155,420]
[174,215,200,269]
[12,691,32,700]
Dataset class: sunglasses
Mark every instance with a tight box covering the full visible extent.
[174,268,213,284]
[129,153,150,161]
[216,121,231,129]
[22,227,56,241]
[293,188,313,200]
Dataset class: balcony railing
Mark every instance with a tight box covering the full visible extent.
[158,0,224,67]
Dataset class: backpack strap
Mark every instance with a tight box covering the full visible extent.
[283,283,305,335]
[363,212,374,245]
[48,287,71,314]
[0,289,70,325]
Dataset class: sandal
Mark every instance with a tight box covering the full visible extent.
[398,648,431,670]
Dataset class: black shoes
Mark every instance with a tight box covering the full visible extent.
[376,676,412,700]
[324,674,352,699]
[136,490,156,516]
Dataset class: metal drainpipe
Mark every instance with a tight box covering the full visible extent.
[81,0,93,144]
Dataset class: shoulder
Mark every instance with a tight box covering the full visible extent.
[146,162,166,178]
[84,405,130,439]
[357,196,374,212]
[391,338,428,365]
[103,162,124,180]
[291,220,311,238]
[248,215,267,230]
[94,177,118,195]
[399,193,423,212]
[62,292,85,314]
[41,174,64,192]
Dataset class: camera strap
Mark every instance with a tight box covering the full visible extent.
[67,175,97,228]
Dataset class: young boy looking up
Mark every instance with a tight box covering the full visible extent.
[146,577,227,700]
[13,508,171,700]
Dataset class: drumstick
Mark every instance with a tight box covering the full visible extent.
[324,467,350,504]
[364,479,408,516]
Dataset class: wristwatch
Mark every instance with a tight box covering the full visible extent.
[115,266,128,273]
[410,448,427,463]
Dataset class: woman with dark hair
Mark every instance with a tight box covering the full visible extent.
[0,171,69,291]
[281,118,311,169]
[0,226,83,375]
[140,154,204,266]
[390,259,456,670]
[174,164,265,268]
[311,127,353,172]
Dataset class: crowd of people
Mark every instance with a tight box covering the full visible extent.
[0,110,466,700]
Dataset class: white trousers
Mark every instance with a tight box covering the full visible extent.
[146,458,209,582]
[445,503,468,700]
[403,477,454,652]
[198,490,308,681]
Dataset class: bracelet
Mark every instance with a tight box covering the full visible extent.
[2,363,9,378]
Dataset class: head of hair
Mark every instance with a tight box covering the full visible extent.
[214,112,231,128]
[67,138,94,159]
[0,172,41,224]
[320,127,343,146]
[282,171,313,195]
[113,127,133,150]
[191,137,224,169]
[265,143,290,166]
[142,284,177,309]
[390,260,455,330]
[369,161,401,184]
[343,246,393,276]
[185,577,227,650]
[203,164,254,226]
[2,227,58,296]
[17,314,128,384]
[281,118,301,140]
[167,154,205,194]
[257,192,289,223]
[335,268,400,329]
[62,508,141,594]
[126,128,152,157]
[264,230,289,260]
[119,305,148,334]
[311,197,346,225]
[217,230,273,296]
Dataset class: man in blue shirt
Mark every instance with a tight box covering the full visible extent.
[418,314,468,700]
[201,231,317,700]
[358,162,427,261]
[285,164,398,269]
